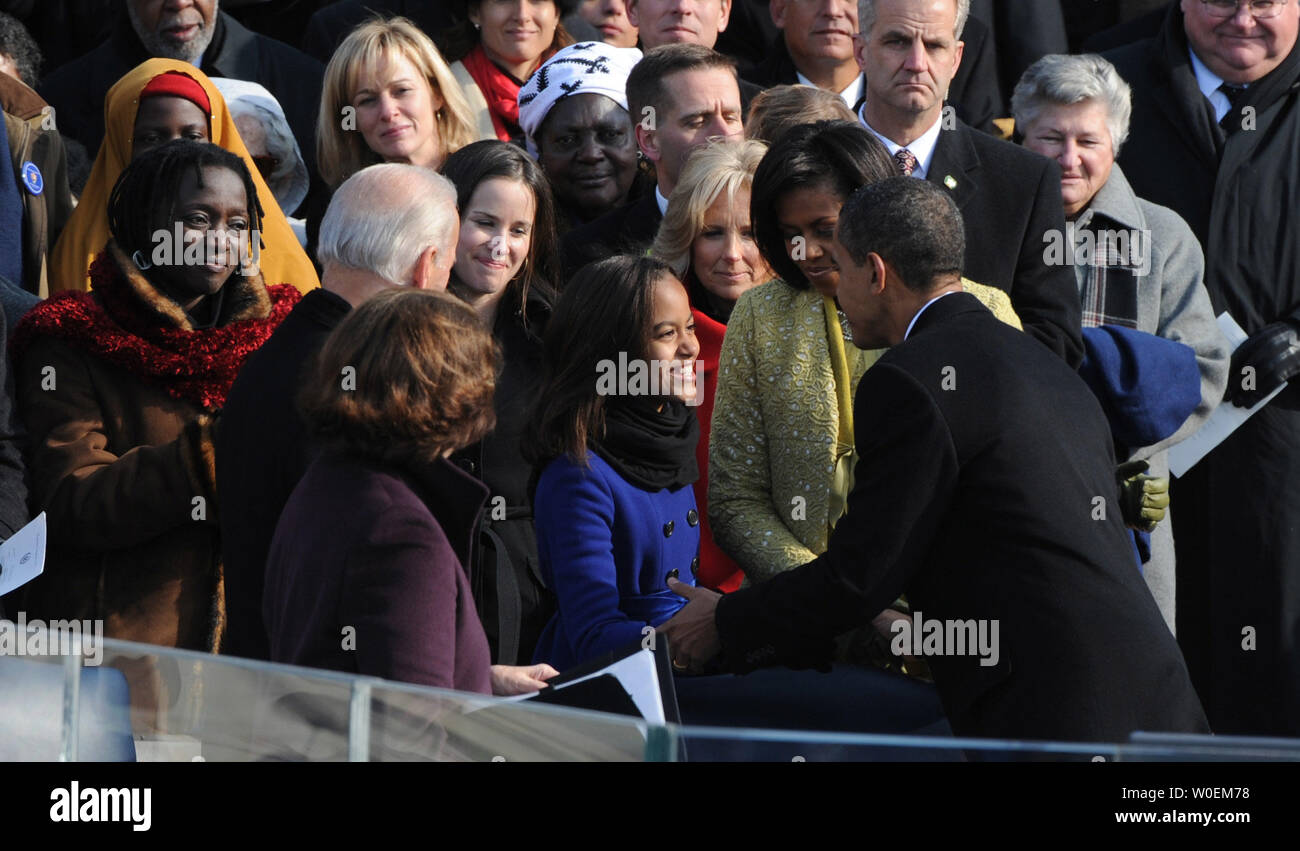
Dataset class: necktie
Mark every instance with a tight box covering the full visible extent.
[894,148,918,177]
[1219,83,1247,134]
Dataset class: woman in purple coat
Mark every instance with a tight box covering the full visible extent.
[264,288,557,695]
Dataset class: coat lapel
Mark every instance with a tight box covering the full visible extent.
[1148,8,1228,172]
[928,125,979,212]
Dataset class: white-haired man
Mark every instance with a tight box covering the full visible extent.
[218,164,457,662]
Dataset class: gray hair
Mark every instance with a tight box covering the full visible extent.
[1010,53,1132,154]
[858,0,971,41]
[317,164,458,285]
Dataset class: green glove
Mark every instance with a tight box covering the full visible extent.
[1116,460,1170,533]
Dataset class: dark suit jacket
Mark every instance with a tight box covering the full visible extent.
[218,288,351,661]
[559,190,662,281]
[926,120,1083,366]
[1106,5,1300,736]
[969,0,1069,104]
[264,450,493,693]
[39,11,324,189]
[715,293,1208,742]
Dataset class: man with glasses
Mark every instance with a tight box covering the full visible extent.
[1106,0,1300,737]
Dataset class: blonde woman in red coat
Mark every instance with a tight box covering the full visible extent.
[651,139,771,594]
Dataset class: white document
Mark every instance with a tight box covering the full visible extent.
[549,649,666,725]
[1168,314,1286,478]
[500,647,666,725]
[0,512,46,597]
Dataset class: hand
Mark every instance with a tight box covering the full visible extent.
[1227,320,1300,408]
[657,577,722,674]
[871,608,917,663]
[1116,460,1169,533]
[490,663,560,696]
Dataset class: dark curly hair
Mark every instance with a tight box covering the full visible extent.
[0,12,41,87]
[108,140,264,264]
[300,288,501,467]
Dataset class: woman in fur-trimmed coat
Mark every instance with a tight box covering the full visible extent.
[11,141,298,651]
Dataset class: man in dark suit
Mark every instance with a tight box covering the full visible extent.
[968,0,1069,104]
[661,177,1209,743]
[219,164,458,662]
[1105,0,1300,737]
[559,43,743,276]
[853,0,1083,367]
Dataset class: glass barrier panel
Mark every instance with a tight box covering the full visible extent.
[5,629,1299,762]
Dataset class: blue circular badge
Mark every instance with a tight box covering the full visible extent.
[20,161,43,195]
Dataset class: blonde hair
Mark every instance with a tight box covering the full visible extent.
[652,139,768,279]
[745,84,856,143]
[317,16,477,187]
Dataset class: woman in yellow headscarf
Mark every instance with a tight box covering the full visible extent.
[49,58,318,295]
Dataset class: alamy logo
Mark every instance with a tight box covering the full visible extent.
[50,782,151,831]
[0,613,103,665]
[595,352,702,406]
[890,611,1000,667]
[1043,222,1151,275]
[148,224,262,276]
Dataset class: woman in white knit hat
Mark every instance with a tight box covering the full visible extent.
[518,41,647,234]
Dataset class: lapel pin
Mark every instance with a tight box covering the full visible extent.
[944,175,958,190]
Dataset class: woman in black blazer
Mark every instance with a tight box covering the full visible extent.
[442,140,561,666]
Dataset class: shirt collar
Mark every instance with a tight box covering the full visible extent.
[655,185,669,216]
[904,291,958,341]
[796,71,864,111]
[1188,46,1226,101]
[858,107,944,179]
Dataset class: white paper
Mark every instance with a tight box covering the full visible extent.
[1168,314,1286,478]
[0,512,45,597]
[551,649,665,725]
[501,648,666,725]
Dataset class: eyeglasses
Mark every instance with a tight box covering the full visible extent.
[1200,0,1290,19]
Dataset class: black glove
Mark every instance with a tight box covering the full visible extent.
[1227,320,1300,408]
[1117,460,1169,533]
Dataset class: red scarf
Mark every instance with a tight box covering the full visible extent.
[462,43,546,142]
[12,248,300,412]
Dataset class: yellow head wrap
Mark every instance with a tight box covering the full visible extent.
[49,58,319,294]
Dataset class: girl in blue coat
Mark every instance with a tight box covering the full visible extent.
[525,255,950,744]
[525,255,702,671]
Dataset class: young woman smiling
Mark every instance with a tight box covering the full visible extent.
[442,140,562,664]
[523,254,702,671]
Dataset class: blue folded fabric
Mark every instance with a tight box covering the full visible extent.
[1131,529,1151,570]
[1079,325,1201,451]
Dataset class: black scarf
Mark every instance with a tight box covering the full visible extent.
[593,395,699,492]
